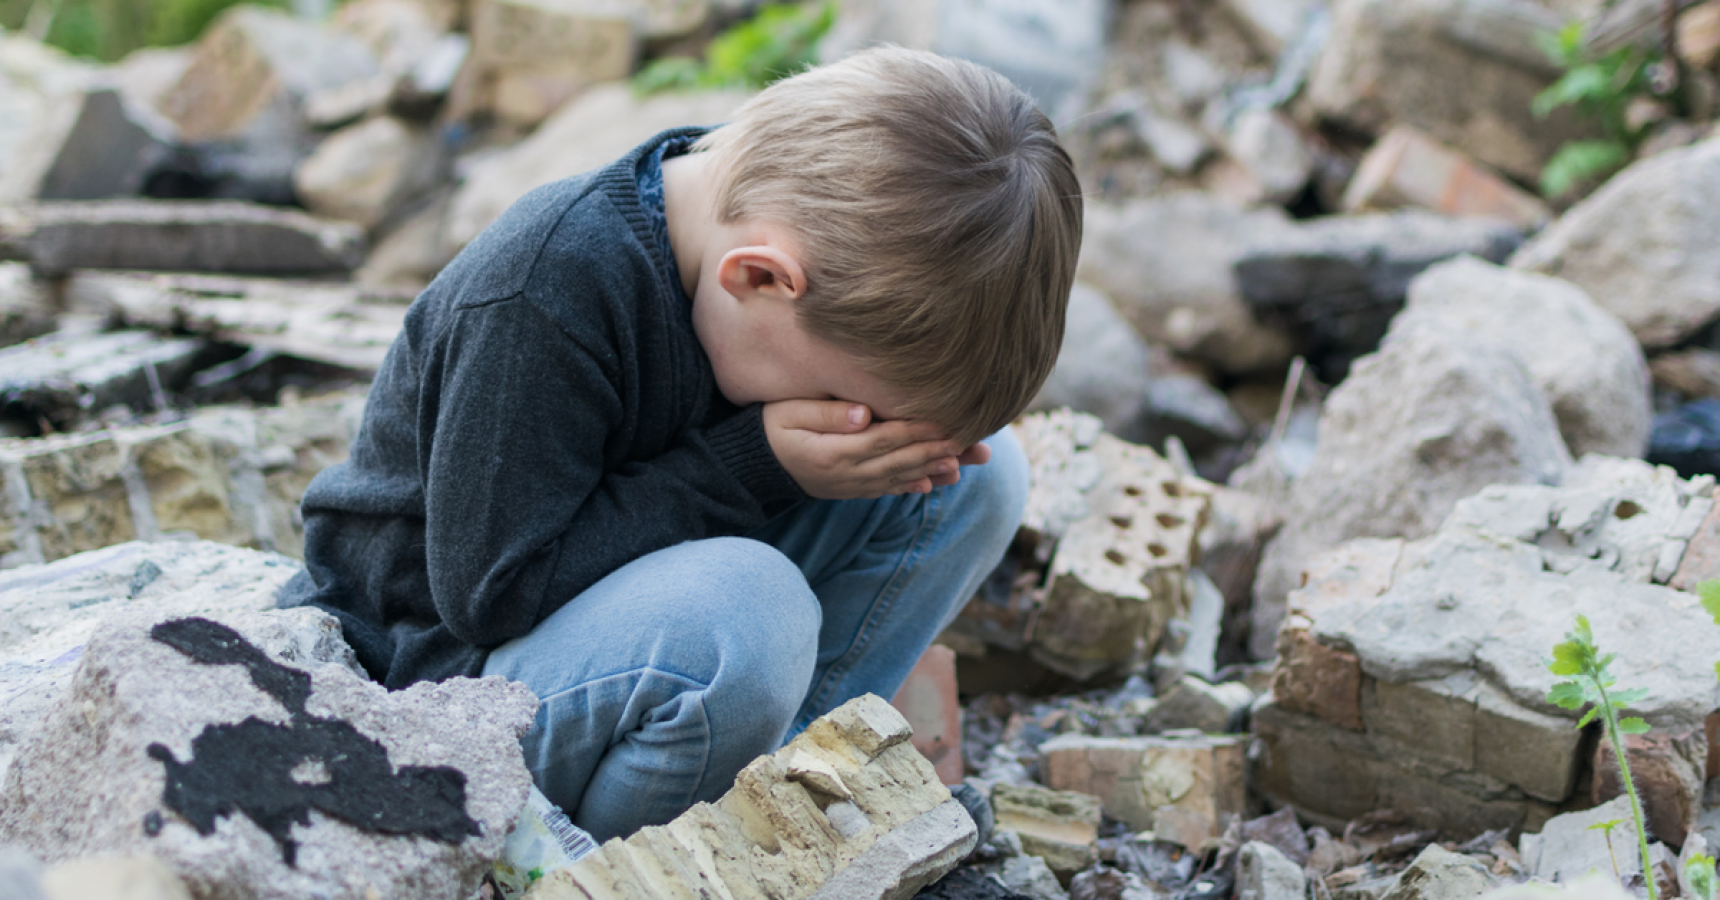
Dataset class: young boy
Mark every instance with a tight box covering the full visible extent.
[278,47,1083,843]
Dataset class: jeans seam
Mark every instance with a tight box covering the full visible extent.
[800,487,946,726]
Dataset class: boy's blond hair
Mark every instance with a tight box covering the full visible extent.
[695,46,1083,446]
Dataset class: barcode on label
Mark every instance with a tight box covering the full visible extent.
[541,805,597,861]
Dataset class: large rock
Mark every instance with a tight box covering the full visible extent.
[463,0,639,128]
[1233,211,1523,381]
[0,35,98,199]
[1077,195,1296,377]
[1250,325,1571,658]
[156,6,381,204]
[0,541,317,779]
[1391,256,1651,459]
[1509,136,1720,349]
[1029,283,1155,442]
[1256,459,1720,836]
[1028,284,1245,452]
[1382,845,1499,900]
[525,694,975,900]
[0,86,176,205]
[1307,0,1589,182]
[70,270,410,371]
[445,84,750,250]
[0,330,211,430]
[0,390,366,568]
[293,116,443,231]
[0,605,537,900]
[7,201,367,277]
[820,0,1109,122]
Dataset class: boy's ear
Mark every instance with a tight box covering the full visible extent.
[716,245,807,303]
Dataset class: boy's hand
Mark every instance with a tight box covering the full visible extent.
[763,400,990,500]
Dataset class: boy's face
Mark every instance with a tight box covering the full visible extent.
[694,280,909,421]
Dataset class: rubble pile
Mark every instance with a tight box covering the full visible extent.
[6,0,1720,897]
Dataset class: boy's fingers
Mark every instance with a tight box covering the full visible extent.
[957,443,991,466]
[773,399,870,434]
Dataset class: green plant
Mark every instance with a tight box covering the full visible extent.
[634,1,835,95]
[1532,19,1658,198]
[2,0,286,62]
[1688,851,1717,900]
[1587,818,1627,880]
[1547,615,1655,900]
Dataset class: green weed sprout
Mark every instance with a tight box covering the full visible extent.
[1688,852,1717,900]
[634,2,835,95]
[1532,20,1656,198]
[1548,615,1655,900]
[1587,818,1626,880]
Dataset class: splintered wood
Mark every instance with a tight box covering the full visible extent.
[950,410,1213,681]
[524,695,976,900]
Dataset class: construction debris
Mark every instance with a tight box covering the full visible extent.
[524,694,976,900]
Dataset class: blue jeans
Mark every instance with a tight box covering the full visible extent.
[480,428,1026,842]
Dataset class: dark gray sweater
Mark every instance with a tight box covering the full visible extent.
[279,128,806,688]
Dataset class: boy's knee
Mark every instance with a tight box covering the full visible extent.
[669,537,819,660]
[956,427,1030,529]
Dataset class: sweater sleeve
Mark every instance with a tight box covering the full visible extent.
[418,297,804,649]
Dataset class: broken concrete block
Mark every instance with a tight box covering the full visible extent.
[158,5,379,144]
[1220,109,1317,206]
[0,391,365,568]
[1341,126,1550,231]
[0,330,209,429]
[293,116,442,231]
[1510,135,1720,350]
[1077,196,1296,377]
[71,268,409,371]
[1593,728,1706,849]
[1238,842,1305,900]
[1381,845,1498,900]
[821,0,1107,123]
[1270,624,1366,731]
[1520,796,1644,884]
[464,0,638,128]
[891,645,963,786]
[994,854,1068,900]
[39,854,194,900]
[1035,434,1212,680]
[9,202,367,277]
[1393,255,1652,459]
[1037,733,1245,842]
[526,694,974,900]
[1250,322,1571,657]
[446,83,749,250]
[1143,676,1254,735]
[989,782,1099,878]
[0,540,356,788]
[1256,460,1720,836]
[1671,498,1720,592]
[1233,211,1524,379]
[1307,0,1591,181]
[0,264,60,351]
[1029,283,1157,446]
[0,86,175,205]
[0,605,538,900]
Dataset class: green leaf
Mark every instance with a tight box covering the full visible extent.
[1612,687,1649,705]
[1540,140,1630,197]
[1618,717,1651,735]
[1588,818,1626,833]
[1698,580,1720,625]
[1685,852,1716,900]
[1547,681,1589,709]
[1534,66,1615,118]
[1578,706,1602,729]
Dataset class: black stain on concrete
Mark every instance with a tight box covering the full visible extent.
[144,617,480,866]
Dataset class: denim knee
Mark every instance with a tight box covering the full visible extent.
[659,537,820,728]
[953,427,1031,540]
